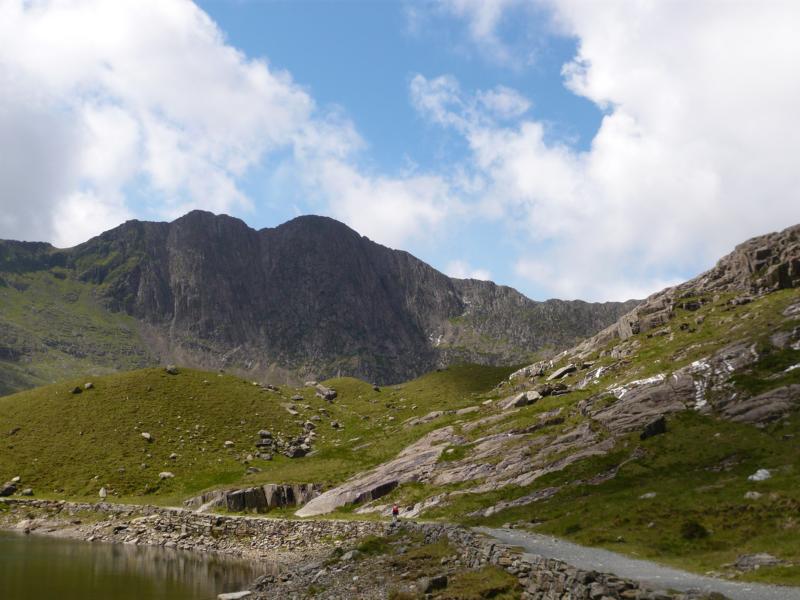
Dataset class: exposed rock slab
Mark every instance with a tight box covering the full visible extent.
[295,427,459,517]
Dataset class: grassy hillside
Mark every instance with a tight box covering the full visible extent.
[2,285,800,584]
[0,268,153,394]
[0,363,512,505]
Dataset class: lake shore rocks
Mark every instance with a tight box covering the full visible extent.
[0,499,708,600]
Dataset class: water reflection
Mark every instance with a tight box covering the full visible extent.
[0,531,266,600]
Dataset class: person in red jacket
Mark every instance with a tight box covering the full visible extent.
[392,504,400,525]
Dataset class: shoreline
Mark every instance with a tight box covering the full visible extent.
[1,498,712,599]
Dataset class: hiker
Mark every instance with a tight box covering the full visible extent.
[392,503,400,525]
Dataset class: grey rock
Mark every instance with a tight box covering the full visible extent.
[0,482,16,497]
[747,468,771,482]
[640,416,667,440]
[315,384,337,401]
[547,364,577,381]
[164,365,179,375]
[733,553,785,571]
[158,471,175,480]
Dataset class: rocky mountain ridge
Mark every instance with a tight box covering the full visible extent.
[0,210,637,392]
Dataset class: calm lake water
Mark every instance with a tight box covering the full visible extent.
[0,531,264,600]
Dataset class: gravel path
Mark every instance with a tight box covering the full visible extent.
[476,527,800,600]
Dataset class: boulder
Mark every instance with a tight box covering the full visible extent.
[218,592,252,600]
[70,386,82,394]
[498,391,541,411]
[20,488,33,496]
[0,482,16,497]
[315,384,337,401]
[733,553,785,571]
[98,487,107,498]
[159,471,175,480]
[165,365,179,375]
[84,382,94,390]
[141,432,153,442]
[748,468,771,481]
[547,364,577,381]
[640,416,667,440]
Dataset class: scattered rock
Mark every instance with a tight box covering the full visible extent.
[21,488,33,496]
[639,492,657,499]
[747,468,771,481]
[0,482,17,497]
[165,365,179,375]
[341,549,360,561]
[141,432,153,442]
[224,440,235,448]
[84,382,94,390]
[99,487,107,499]
[169,453,178,460]
[70,386,82,394]
[744,491,762,500]
[159,472,175,480]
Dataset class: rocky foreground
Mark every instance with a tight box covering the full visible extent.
[0,499,725,600]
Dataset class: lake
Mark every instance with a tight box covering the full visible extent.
[0,530,264,600]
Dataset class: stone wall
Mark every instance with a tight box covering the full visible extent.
[0,498,385,560]
[414,524,698,600]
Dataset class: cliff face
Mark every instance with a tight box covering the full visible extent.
[0,211,637,389]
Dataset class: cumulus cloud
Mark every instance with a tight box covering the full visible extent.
[0,0,452,250]
[447,259,492,281]
[413,1,800,300]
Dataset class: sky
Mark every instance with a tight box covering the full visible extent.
[1,1,799,302]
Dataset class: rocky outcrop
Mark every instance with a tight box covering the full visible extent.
[0,211,636,391]
[566,223,800,360]
[296,427,460,517]
[184,484,320,513]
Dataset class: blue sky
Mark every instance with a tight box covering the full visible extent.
[1,1,799,301]
[194,0,602,295]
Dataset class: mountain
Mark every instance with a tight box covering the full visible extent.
[0,210,637,393]
[1,222,799,583]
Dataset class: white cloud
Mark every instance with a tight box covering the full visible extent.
[298,157,455,249]
[413,1,800,300]
[0,0,318,245]
[447,259,492,281]
[0,0,450,252]
[435,0,526,66]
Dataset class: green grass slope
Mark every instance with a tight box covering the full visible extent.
[0,364,512,505]
[0,269,153,394]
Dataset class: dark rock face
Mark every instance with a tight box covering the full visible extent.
[0,211,638,386]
